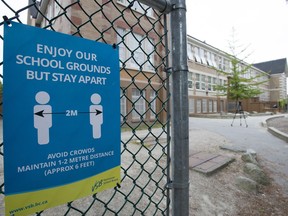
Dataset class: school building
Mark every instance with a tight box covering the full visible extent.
[28,0,168,125]
[28,0,288,120]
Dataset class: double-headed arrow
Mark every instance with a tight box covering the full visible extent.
[34,109,102,117]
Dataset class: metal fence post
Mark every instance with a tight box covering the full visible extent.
[138,1,189,215]
[170,0,189,215]
[137,0,173,13]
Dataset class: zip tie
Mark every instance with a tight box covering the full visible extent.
[3,16,11,25]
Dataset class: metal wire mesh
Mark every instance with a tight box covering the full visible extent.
[0,0,170,215]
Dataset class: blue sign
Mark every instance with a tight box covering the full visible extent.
[3,22,120,215]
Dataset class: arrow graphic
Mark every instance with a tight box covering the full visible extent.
[34,110,65,117]
[78,110,103,115]
[34,109,102,117]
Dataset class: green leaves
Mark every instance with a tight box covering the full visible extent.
[215,54,267,101]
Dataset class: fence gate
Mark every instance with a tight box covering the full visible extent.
[0,0,189,215]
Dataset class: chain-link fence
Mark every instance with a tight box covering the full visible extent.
[0,0,178,215]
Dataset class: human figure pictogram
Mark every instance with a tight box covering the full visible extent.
[34,91,52,144]
[90,93,103,139]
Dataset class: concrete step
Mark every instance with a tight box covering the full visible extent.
[189,151,235,175]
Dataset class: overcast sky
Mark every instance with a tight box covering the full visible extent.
[1,0,288,65]
[186,0,288,64]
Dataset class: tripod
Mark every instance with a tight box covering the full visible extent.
[231,101,248,127]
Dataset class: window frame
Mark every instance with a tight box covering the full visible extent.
[194,47,201,63]
[200,48,207,65]
[188,72,193,89]
[117,0,154,18]
[143,37,155,71]
[149,90,156,120]
[195,73,200,90]
[187,43,193,60]
[200,74,206,91]
[116,28,155,72]
[206,52,213,66]
[132,89,146,120]
[189,98,195,113]
[120,90,127,122]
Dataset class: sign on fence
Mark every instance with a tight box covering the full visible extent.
[3,22,120,216]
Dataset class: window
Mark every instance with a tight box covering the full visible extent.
[120,90,127,122]
[196,100,202,113]
[209,100,213,112]
[144,37,155,71]
[212,77,217,91]
[195,73,200,90]
[206,52,213,66]
[188,72,193,89]
[200,48,207,65]
[223,58,229,71]
[133,1,153,17]
[132,89,146,120]
[187,44,193,60]
[116,28,155,71]
[202,99,207,113]
[218,56,223,70]
[130,33,144,68]
[201,75,206,91]
[189,98,195,113]
[208,76,217,92]
[219,79,226,93]
[208,76,212,91]
[42,1,53,28]
[149,91,156,119]
[213,101,217,112]
[117,28,126,67]
[41,1,63,28]
[211,53,218,67]
[194,47,201,62]
[117,0,153,17]
[195,74,207,91]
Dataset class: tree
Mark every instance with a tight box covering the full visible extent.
[279,98,287,111]
[214,55,268,113]
[215,28,268,111]
[216,55,265,98]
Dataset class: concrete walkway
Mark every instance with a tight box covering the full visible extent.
[265,114,288,142]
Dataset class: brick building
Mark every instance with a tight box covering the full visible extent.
[28,0,168,125]
[28,0,287,116]
[254,58,288,103]
[187,35,271,114]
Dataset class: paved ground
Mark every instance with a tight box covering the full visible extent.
[1,115,287,215]
[121,114,288,197]
[266,115,288,134]
[189,114,288,196]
